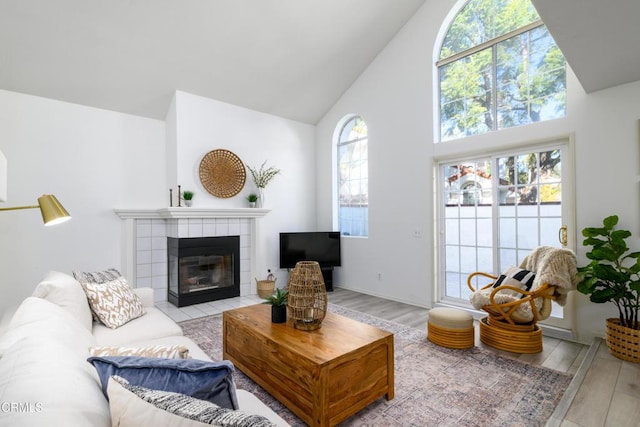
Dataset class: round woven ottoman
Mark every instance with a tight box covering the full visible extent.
[427,307,475,349]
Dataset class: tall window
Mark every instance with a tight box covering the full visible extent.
[337,116,368,237]
[438,0,566,141]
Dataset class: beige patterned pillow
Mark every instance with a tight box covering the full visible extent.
[89,345,190,359]
[73,268,124,321]
[81,276,146,329]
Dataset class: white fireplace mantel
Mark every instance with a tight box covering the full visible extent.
[114,207,270,220]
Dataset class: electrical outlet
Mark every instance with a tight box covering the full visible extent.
[377,272,382,281]
[414,228,423,238]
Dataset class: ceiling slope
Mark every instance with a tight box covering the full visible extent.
[532,0,640,94]
[0,0,425,124]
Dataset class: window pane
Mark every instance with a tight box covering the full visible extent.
[445,219,460,244]
[499,217,516,247]
[440,0,541,60]
[496,27,566,130]
[440,49,493,141]
[460,219,477,245]
[438,0,566,142]
[338,117,368,237]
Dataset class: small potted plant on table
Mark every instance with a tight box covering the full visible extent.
[263,287,288,323]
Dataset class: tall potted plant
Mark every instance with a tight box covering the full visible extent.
[577,215,640,363]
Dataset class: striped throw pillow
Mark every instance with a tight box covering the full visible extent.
[492,266,536,297]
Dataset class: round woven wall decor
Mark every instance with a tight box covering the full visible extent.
[198,149,246,198]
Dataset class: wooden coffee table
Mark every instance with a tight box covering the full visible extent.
[223,304,394,427]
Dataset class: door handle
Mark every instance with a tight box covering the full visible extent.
[558,225,567,247]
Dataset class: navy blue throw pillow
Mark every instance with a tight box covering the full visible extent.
[87,356,238,410]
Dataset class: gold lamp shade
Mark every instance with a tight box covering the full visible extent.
[0,194,71,226]
[37,194,71,226]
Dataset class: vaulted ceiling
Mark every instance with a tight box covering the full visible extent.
[1,0,638,125]
[532,0,640,94]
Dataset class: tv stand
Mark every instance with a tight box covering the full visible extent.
[321,267,334,292]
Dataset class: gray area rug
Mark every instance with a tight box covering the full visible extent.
[179,304,572,426]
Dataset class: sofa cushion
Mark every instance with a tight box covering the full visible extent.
[82,276,146,329]
[107,376,276,427]
[88,356,239,409]
[31,270,93,331]
[133,335,212,362]
[89,344,190,359]
[2,297,96,353]
[0,298,108,427]
[92,306,183,346]
[133,287,155,308]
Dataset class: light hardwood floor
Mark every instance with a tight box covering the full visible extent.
[326,288,640,427]
[160,287,640,426]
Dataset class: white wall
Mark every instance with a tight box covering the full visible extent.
[0,89,166,315]
[0,89,316,316]
[169,91,317,280]
[316,0,640,344]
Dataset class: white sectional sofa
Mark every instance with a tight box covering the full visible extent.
[0,271,288,426]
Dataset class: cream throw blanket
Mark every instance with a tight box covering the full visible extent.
[520,246,579,306]
[470,246,579,322]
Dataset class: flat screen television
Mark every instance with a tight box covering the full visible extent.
[279,231,341,269]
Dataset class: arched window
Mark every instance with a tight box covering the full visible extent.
[337,116,368,237]
[437,0,566,141]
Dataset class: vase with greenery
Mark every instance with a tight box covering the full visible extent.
[577,215,640,362]
[246,193,259,208]
[263,287,288,323]
[182,190,194,207]
[247,161,281,208]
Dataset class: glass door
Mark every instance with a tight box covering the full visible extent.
[439,140,574,330]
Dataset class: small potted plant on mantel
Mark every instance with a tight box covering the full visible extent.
[263,287,288,323]
[246,193,259,208]
[578,215,640,363]
[182,190,194,207]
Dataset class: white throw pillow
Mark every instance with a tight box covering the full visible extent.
[81,276,146,329]
[32,270,93,331]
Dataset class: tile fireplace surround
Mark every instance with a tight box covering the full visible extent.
[114,208,269,304]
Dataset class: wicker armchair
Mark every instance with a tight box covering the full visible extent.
[467,246,578,353]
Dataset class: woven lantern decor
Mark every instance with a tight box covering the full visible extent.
[287,261,327,331]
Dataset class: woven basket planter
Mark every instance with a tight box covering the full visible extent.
[287,261,327,331]
[606,318,640,363]
[256,279,276,298]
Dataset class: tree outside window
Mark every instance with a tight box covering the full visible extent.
[438,0,566,141]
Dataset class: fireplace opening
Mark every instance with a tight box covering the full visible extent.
[167,236,240,307]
